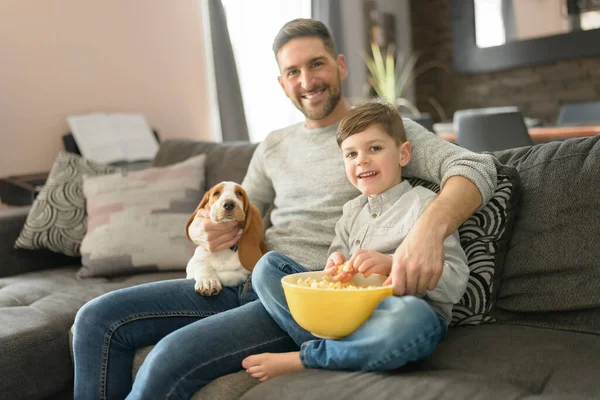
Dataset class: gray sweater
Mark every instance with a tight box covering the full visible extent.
[242,119,496,270]
[329,180,469,323]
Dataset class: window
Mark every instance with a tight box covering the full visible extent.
[474,0,506,48]
[222,0,311,142]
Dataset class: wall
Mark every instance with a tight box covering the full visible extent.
[0,0,214,177]
[513,0,568,41]
[410,0,600,125]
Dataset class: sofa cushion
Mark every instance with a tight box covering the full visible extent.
[422,324,600,397]
[14,152,121,257]
[0,266,183,400]
[152,139,259,190]
[1,207,80,278]
[241,324,600,400]
[406,160,521,326]
[78,154,205,278]
[243,369,529,400]
[492,135,600,335]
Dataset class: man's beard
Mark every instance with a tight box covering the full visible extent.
[293,79,342,121]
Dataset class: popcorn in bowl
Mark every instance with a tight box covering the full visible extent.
[336,261,354,275]
[295,275,376,290]
[281,271,393,339]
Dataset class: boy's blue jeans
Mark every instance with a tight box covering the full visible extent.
[252,251,448,371]
[72,278,297,400]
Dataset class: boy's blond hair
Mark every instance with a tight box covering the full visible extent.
[337,100,407,147]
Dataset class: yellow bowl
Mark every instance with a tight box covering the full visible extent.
[281,271,393,340]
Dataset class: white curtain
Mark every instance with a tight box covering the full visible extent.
[222,0,311,142]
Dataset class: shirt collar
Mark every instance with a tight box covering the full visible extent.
[367,180,413,207]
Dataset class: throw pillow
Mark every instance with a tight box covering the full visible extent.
[406,160,521,327]
[77,154,206,278]
[14,152,120,256]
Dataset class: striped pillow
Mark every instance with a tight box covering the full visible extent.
[77,154,205,278]
[407,161,521,326]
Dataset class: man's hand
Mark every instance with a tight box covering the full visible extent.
[349,249,392,278]
[385,176,484,296]
[384,221,445,296]
[188,209,240,253]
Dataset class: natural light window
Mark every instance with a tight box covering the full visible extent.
[222,0,311,142]
[474,0,506,48]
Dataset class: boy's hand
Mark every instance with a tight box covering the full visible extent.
[349,249,393,278]
[324,252,347,279]
[325,252,346,274]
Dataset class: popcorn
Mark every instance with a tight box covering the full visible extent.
[295,276,375,290]
[336,262,354,275]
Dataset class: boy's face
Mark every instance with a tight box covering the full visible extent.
[276,37,347,124]
[341,125,411,196]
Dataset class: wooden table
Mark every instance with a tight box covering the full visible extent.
[436,125,600,144]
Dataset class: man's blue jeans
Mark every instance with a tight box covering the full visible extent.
[252,251,448,371]
[72,277,297,400]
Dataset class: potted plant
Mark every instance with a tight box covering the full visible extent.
[363,42,447,120]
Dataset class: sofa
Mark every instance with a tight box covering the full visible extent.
[1,135,599,400]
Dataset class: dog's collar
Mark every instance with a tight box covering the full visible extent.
[230,244,238,252]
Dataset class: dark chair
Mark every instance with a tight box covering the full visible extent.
[557,100,600,126]
[454,107,533,152]
[405,113,435,133]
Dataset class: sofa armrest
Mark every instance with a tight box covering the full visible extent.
[0,207,80,278]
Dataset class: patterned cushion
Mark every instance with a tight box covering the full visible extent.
[406,161,521,327]
[77,154,206,278]
[14,152,120,256]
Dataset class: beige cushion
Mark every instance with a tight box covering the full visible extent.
[78,154,205,278]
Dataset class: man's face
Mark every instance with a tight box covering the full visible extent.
[276,37,347,121]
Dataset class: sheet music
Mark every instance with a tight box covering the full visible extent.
[67,113,159,163]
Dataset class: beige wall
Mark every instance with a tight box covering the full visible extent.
[0,0,214,177]
[513,0,569,41]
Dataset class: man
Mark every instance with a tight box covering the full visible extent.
[73,19,496,400]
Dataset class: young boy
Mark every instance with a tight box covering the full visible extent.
[242,100,469,381]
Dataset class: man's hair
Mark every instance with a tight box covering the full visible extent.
[272,19,337,59]
[337,100,407,147]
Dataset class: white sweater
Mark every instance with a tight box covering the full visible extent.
[241,118,496,271]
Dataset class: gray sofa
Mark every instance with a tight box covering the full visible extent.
[1,136,599,400]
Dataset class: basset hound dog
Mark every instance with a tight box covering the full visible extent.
[186,181,266,295]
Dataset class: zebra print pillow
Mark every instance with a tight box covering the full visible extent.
[15,152,120,256]
[407,162,520,327]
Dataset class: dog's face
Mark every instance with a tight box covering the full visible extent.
[201,181,248,223]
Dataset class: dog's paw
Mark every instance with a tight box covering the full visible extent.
[194,276,222,296]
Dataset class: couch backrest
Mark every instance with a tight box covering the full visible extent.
[492,135,600,335]
[152,139,258,190]
[155,137,600,335]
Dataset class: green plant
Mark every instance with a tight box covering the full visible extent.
[364,42,445,117]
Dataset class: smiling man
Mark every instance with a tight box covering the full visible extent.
[72,19,497,399]
[275,32,347,126]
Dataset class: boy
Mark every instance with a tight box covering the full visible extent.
[242,100,469,380]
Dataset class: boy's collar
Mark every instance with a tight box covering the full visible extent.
[367,180,413,204]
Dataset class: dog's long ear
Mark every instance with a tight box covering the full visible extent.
[185,190,211,242]
[238,202,266,271]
